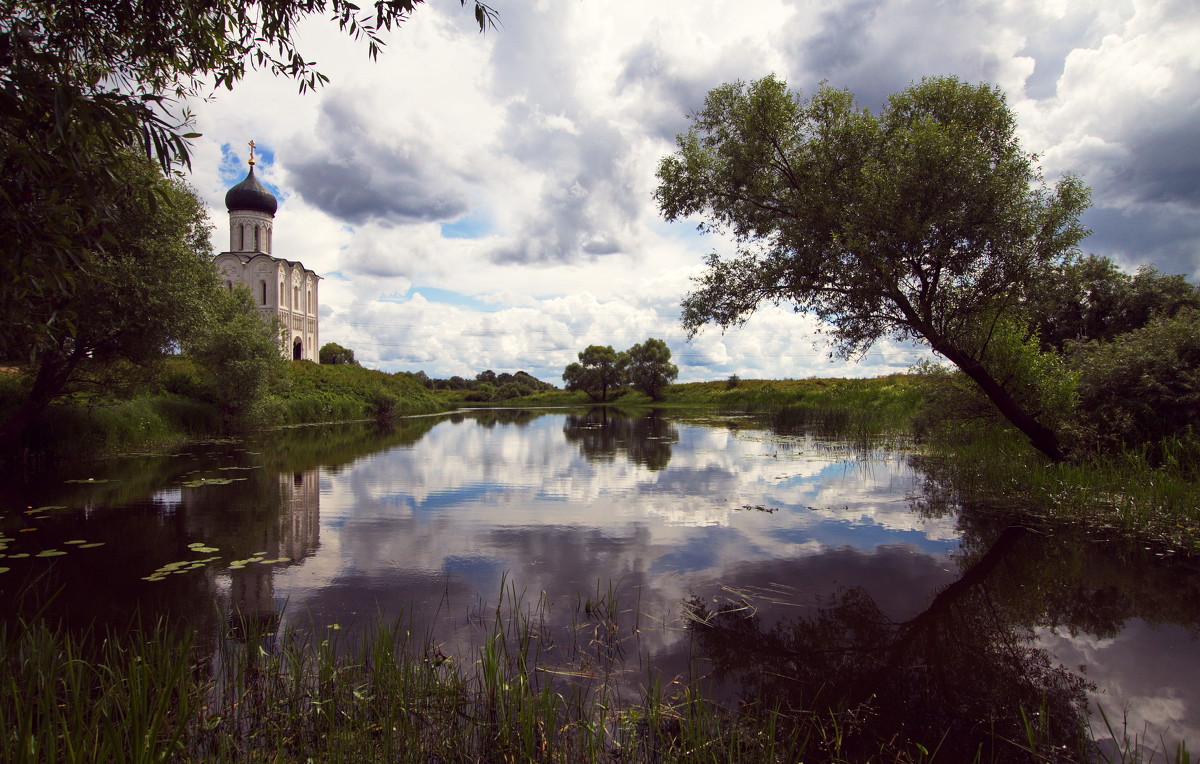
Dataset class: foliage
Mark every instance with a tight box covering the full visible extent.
[261,360,442,424]
[913,316,1078,441]
[914,426,1200,547]
[185,286,285,431]
[0,0,495,382]
[1065,310,1200,458]
[619,338,679,401]
[656,74,1091,461]
[1028,255,1200,350]
[420,370,556,400]
[319,342,358,365]
[0,155,218,446]
[562,345,623,402]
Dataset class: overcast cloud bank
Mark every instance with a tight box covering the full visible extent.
[186,0,1200,383]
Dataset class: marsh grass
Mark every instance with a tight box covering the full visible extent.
[668,375,923,440]
[16,396,222,460]
[915,429,1200,548]
[1,581,1177,762]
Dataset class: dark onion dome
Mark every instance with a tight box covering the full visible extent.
[224,166,278,215]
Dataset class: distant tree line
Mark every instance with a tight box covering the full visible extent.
[415,369,556,402]
[316,344,557,402]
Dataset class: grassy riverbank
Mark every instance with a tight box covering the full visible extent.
[915,428,1200,551]
[1,603,1126,764]
[468,375,923,434]
[1,360,445,461]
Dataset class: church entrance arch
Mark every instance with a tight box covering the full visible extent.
[293,337,303,361]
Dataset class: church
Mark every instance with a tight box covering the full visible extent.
[214,144,320,361]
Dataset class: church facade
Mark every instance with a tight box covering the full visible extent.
[214,149,320,361]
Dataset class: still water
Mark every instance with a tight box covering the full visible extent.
[2,409,1197,756]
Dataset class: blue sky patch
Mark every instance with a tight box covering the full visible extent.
[440,212,490,239]
[379,286,504,313]
[219,142,283,200]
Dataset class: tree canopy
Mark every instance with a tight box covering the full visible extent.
[1,156,217,442]
[0,155,286,444]
[320,343,358,365]
[1,0,496,364]
[656,75,1091,461]
[621,338,679,400]
[1028,255,1200,351]
[563,345,623,402]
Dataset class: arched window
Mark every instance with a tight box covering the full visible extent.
[225,280,233,291]
[259,280,267,305]
[253,226,260,251]
[306,290,311,314]
[240,224,247,250]
[294,286,300,309]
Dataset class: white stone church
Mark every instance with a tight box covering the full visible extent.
[214,149,320,361]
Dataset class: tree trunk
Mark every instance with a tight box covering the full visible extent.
[0,350,83,451]
[935,343,1064,462]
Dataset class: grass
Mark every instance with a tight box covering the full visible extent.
[261,361,445,425]
[16,395,223,459]
[1,581,1182,763]
[484,375,924,437]
[1,361,449,464]
[914,427,1200,549]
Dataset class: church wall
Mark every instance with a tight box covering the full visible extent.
[222,159,320,362]
[213,252,320,362]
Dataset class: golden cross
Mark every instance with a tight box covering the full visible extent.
[248,139,256,167]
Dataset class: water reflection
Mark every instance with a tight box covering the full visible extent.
[687,526,1094,760]
[563,408,680,469]
[0,411,1196,755]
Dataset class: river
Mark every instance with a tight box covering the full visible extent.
[1,408,1196,759]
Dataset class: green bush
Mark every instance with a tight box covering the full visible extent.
[913,317,1078,441]
[1066,310,1200,457]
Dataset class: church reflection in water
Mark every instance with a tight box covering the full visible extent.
[231,468,319,638]
[184,467,321,641]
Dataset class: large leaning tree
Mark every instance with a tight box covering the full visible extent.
[1,0,497,364]
[656,75,1091,461]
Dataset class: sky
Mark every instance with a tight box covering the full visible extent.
[182,0,1200,384]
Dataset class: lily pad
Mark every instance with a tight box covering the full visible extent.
[36,549,67,557]
[180,477,238,487]
[24,506,66,514]
[64,539,88,545]
[8,553,29,559]
[0,568,9,574]
[79,543,105,549]
[64,478,113,484]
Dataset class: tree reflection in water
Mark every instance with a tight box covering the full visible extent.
[687,525,1095,760]
[563,408,679,470]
